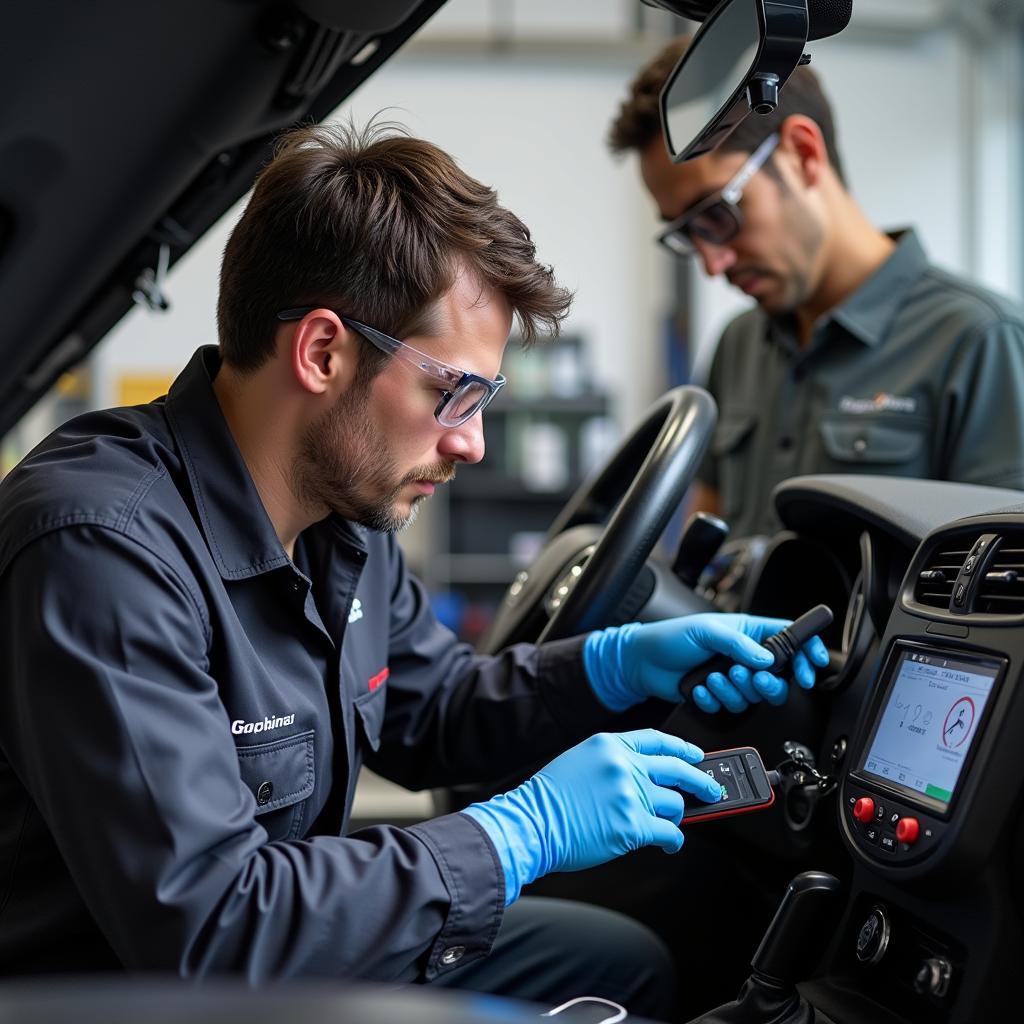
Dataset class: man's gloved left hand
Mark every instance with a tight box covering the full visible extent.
[583,613,830,714]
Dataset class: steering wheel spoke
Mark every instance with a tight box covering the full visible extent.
[478,387,718,653]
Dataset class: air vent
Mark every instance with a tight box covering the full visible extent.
[914,538,973,609]
[975,532,1024,614]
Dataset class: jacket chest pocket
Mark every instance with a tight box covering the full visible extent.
[711,411,758,522]
[353,681,387,753]
[816,414,929,475]
[236,730,315,840]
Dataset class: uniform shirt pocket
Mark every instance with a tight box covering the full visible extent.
[818,414,928,471]
[236,729,315,840]
[353,681,387,753]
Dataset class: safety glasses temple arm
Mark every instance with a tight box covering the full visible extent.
[722,132,780,203]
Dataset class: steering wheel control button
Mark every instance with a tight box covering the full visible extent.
[963,555,976,575]
[853,797,875,823]
[440,946,466,966]
[889,812,900,827]
[895,817,920,845]
[953,583,967,607]
[856,907,891,965]
[544,545,596,616]
[879,833,897,853]
[873,802,886,823]
[256,781,274,806]
[914,956,952,998]
[864,826,879,844]
[505,571,529,608]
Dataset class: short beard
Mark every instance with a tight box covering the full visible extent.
[293,385,455,534]
[769,190,824,316]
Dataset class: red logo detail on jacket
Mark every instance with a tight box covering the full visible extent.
[368,668,389,692]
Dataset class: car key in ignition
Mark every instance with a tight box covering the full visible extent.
[677,604,834,704]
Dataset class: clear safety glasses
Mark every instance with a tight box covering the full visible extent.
[656,133,780,257]
[276,308,506,428]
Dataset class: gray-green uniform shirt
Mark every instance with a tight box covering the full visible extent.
[697,230,1024,538]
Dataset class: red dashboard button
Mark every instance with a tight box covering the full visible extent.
[853,797,875,823]
[896,817,920,845]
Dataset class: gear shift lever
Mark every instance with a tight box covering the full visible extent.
[672,512,729,588]
[751,871,842,985]
[686,871,842,1024]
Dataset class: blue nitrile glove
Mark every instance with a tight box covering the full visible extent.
[582,613,830,714]
[461,729,722,906]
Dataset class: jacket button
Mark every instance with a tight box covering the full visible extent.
[440,946,465,965]
[256,781,274,805]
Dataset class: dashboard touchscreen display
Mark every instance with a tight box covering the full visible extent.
[860,647,1002,811]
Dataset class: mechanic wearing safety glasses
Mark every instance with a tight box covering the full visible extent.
[610,40,1024,542]
[0,123,828,1021]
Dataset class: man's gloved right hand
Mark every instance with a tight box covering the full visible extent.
[461,729,723,906]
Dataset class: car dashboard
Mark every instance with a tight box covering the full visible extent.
[715,475,1024,1024]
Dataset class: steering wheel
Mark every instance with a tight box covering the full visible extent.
[478,386,717,655]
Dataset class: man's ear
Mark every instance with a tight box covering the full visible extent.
[286,309,358,396]
[777,115,829,189]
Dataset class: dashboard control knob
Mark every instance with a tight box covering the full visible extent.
[914,956,952,998]
[853,797,875,823]
[896,817,920,845]
[855,905,890,965]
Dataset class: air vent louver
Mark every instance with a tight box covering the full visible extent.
[975,532,1024,614]
[914,539,972,609]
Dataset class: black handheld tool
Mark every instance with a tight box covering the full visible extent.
[681,746,780,823]
[678,604,834,704]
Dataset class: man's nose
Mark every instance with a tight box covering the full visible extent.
[438,413,486,465]
[693,237,738,277]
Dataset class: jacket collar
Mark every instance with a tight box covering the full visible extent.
[829,228,929,347]
[768,229,930,352]
[165,346,366,580]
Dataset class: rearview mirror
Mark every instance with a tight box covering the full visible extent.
[660,0,809,163]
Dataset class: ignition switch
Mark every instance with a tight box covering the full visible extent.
[914,956,952,998]
[855,905,891,966]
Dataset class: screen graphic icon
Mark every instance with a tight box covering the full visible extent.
[942,696,976,749]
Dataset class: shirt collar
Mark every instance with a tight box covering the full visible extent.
[165,346,366,580]
[829,228,929,347]
[766,229,930,352]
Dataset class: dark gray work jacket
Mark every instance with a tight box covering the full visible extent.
[0,347,612,983]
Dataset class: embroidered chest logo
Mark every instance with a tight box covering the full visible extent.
[838,392,918,415]
[348,598,363,624]
[232,714,296,735]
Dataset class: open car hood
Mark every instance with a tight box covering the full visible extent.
[0,0,446,437]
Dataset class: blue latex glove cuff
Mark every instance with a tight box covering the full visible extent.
[583,624,644,711]
[462,790,548,907]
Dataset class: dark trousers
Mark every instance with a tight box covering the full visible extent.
[430,896,676,1022]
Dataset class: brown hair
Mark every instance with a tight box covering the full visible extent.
[607,36,847,186]
[218,120,573,373]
